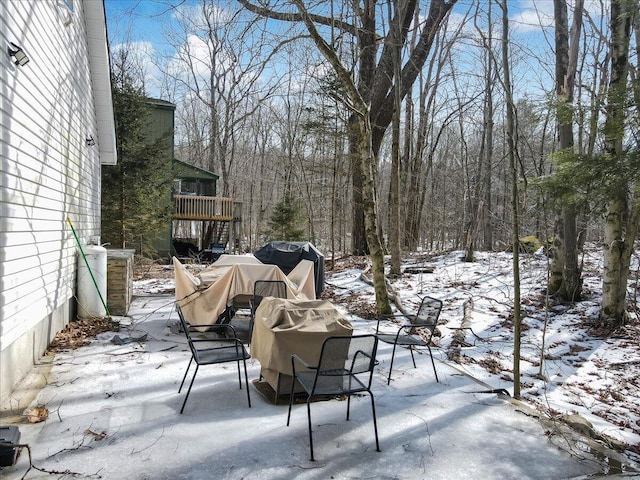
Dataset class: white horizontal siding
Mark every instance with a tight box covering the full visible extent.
[1,265,75,347]
[2,246,75,276]
[3,260,75,308]
[0,171,100,214]
[1,0,105,352]
[0,90,90,168]
[2,235,73,264]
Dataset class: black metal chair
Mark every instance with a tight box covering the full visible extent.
[248,280,287,345]
[176,303,251,414]
[286,334,380,461]
[375,296,442,384]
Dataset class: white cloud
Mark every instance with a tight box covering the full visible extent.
[509,0,608,33]
[510,0,555,33]
[111,40,164,96]
[172,2,232,30]
[112,40,155,58]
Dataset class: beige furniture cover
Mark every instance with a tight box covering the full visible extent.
[174,257,316,328]
[213,254,262,266]
[251,298,353,392]
[198,255,263,286]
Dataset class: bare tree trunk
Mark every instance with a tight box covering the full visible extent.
[632,10,640,110]
[601,0,637,327]
[330,103,339,269]
[468,1,496,252]
[549,0,584,301]
[349,116,368,255]
[404,29,458,252]
[358,115,392,313]
[349,0,377,257]
[482,1,495,252]
[236,0,456,313]
[287,0,391,313]
[389,0,402,276]
[499,0,522,399]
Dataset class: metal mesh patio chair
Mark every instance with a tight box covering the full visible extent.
[176,303,251,413]
[286,334,380,461]
[375,296,442,384]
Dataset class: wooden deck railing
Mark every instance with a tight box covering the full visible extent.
[173,194,235,221]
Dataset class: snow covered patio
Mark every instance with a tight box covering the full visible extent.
[1,294,632,479]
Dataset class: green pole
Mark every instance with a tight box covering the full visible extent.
[67,217,111,319]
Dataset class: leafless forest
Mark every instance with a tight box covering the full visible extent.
[117,2,623,248]
[110,0,638,324]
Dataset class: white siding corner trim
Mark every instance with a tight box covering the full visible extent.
[84,0,117,166]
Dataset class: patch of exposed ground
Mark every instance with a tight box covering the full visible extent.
[47,318,119,353]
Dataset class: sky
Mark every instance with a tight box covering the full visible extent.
[105,0,179,56]
[103,0,580,100]
[105,1,538,49]
[103,0,591,50]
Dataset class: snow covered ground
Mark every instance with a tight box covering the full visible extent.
[354,246,640,451]
[2,245,639,479]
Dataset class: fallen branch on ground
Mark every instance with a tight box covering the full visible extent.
[0,442,95,479]
[359,267,409,315]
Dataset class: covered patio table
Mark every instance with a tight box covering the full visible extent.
[173,256,316,328]
[251,297,353,400]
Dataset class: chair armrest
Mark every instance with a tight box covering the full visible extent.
[188,323,239,338]
[349,349,373,373]
[290,353,317,377]
[380,313,417,321]
[186,321,224,329]
[376,314,403,333]
[401,321,437,329]
[291,353,316,370]
[396,323,438,337]
[376,313,418,333]
[353,349,373,361]
[190,337,245,347]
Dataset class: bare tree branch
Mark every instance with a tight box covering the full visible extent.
[290,0,369,117]
[236,0,358,35]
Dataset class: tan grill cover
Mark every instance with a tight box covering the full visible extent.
[250,297,353,377]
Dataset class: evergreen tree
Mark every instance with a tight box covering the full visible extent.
[101,57,173,257]
[266,195,305,241]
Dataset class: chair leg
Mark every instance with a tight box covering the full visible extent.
[427,345,439,382]
[409,346,417,368]
[236,360,243,389]
[306,398,315,461]
[286,375,296,426]
[387,343,399,385]
[178,357,193,393]
[242,357,251,407]
[248,320,254,348]
[180,364,199,414]
[369,390,381,452]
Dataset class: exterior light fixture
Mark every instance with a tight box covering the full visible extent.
[7,42,29,66]
[86,135,96,146]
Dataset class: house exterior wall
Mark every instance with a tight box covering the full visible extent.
[146,101,175,258]
[0,0,114,409]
